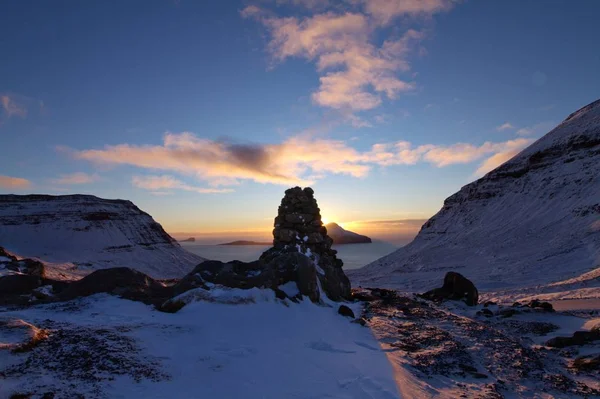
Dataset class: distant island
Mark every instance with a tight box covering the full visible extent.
[179,237,196,243]
[218,240,272,246]
[326,223,372,245]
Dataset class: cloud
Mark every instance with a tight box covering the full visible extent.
[132,175,233,194]
[516,121,555,136]
[1,95,28,119]
[242,0,455,115]
[474,139,534,176]
[0,175,31,189]
[361,0,457,24]
[51,172,100,185]
[73,132,370,187]
[366,138,533,168]
[71,132,534,188]
[496,122,514,131]
[354,219,427,227]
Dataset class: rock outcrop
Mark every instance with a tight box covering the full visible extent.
[0,246,45,277]
[58,267,172,305]
[420,272,479,306]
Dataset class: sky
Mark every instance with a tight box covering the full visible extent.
[1,0,600,243]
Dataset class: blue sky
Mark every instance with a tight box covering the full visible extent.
[1,0,599,240]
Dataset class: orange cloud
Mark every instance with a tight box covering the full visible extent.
[132,175,233,194]
[71,132,534,189]
[0,175,31,189]
[73,132,370,187]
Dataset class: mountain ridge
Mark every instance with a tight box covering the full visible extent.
[0,194,204,278]
[349,99,600,298]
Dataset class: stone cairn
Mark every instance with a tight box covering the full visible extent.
[270,186,340,264]
[260,186,350,301]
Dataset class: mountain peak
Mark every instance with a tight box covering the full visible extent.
[325,222,372,244]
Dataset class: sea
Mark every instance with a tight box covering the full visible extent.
[180,240,400,270]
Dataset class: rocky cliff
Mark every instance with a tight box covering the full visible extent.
[0,194,204,278]
[350,99,600,294]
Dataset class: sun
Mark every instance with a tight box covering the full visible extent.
[321,217,329,225]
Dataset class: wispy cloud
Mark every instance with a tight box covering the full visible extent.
[242,0,458,118]
[361,0,457,24]
[51,172,100,185]
[132,175,233,194]
[1,94,28,119]
[70,132,533,189]
[496,122,515,131]
[474,145,530,176]
[0,175,31,189]
[516,121,555,136]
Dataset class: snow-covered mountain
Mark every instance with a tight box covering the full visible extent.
[0,194,204,278]
[350,99,600,297]
[326,223,372,244]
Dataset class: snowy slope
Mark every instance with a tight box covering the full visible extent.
[326,223,372,244]
[350,99,600,296]
[0,195,204,278]
[0,292,401,399]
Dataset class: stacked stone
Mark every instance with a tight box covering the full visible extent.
[271,187,340,264]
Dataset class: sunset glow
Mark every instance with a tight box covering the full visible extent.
[1,1,598,244]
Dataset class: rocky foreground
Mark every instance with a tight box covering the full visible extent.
[1,187,599,398]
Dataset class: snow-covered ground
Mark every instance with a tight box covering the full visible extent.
[0,291,400,399]
[2,287,599,399]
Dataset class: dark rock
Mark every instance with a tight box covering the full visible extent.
[351,289,378,302]
[0,247,46,278]
[483,301,496,307]
[572,355,600,372]
[546,329,600,348]
[420,272,479,306]
[58,267,171,305]
[0,275,43,296]
[295,256,320,302]
[526,299,554,312]
[477,308,494,317]
[338,305,355,318]
[351,317,367,326]
[499,308,518,318]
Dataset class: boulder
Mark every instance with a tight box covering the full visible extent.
[525,299,554,312]
[420,272,479,306]
[0,275,43,296]
[546,329,600,348]
[338,305,355,318]
[477,308,494,318]
[58,267,171,305]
